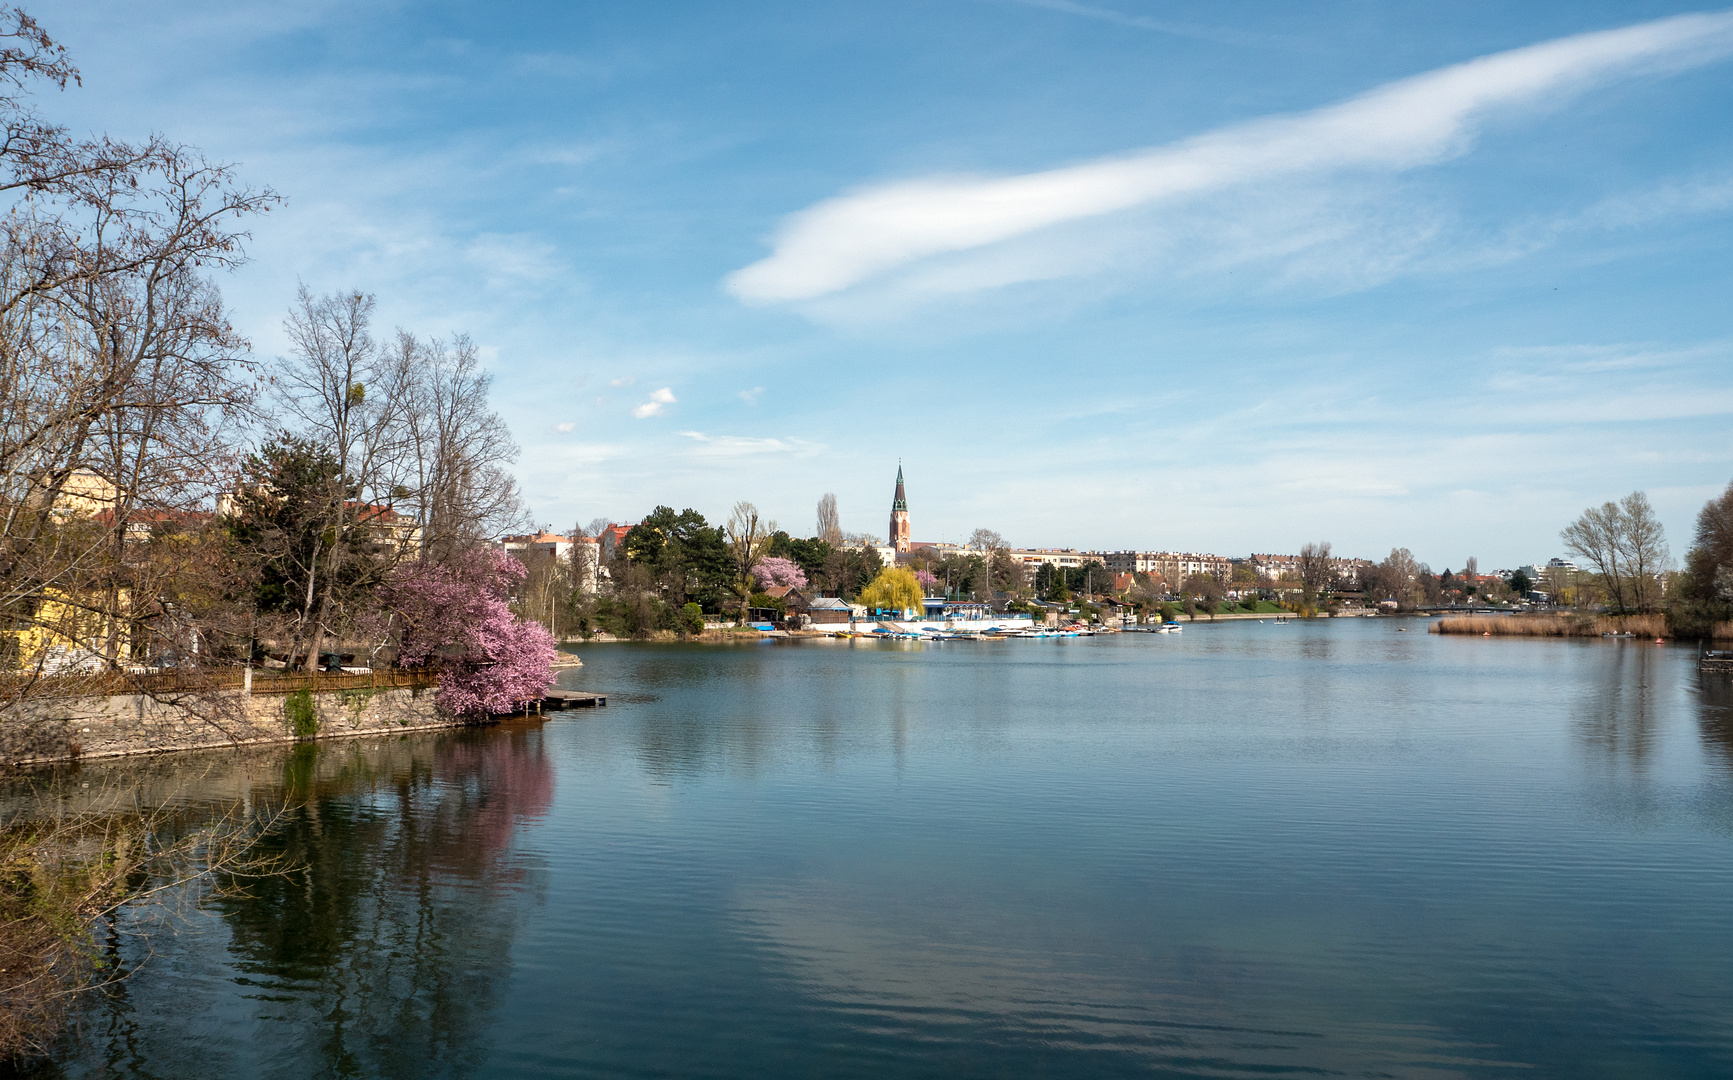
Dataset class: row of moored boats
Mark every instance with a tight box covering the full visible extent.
[827,622,1186,641]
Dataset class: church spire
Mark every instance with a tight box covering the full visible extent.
[888,462,911,553]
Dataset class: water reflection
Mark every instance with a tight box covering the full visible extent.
[1574,644,1663,777]
[1698,672,1733,776]
[22,727,553,1080]
[23,626,1733,1079]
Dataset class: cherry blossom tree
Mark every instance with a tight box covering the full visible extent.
[753,555,806,590]
[914,569,939,593]
[386,547,556,718]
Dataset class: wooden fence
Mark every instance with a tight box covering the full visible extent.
[2,668,438,699]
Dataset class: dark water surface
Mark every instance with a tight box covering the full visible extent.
[19,620,1733,1078]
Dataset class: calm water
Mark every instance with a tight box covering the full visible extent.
[16,619,1733,1078]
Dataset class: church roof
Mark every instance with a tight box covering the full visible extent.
[892,464,907,512]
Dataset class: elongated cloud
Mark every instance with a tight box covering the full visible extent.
[726,11,1733,303]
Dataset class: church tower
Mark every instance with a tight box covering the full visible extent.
[888,464,911,554]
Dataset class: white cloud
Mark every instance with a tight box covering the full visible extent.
[738,386,764,405]
[555,422,575,432]
[609,376,635,387]
[726,11,1733,304]
[632,386,676,418]
[678,431,824,458]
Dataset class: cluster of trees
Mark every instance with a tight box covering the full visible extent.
[1671,481,1733,635]
[1558,491,1670,614]
[1545,481,1733,634]
[566,496,892,637]
[0,8,269,683]
[0,8,552,1062]
[0,9,550,720]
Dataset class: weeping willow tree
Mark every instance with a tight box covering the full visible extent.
[858,566,925,616]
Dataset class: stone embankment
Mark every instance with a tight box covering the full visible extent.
[3,683,453,766]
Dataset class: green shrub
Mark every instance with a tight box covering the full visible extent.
[680,602,705,635]
[284,689,318,739]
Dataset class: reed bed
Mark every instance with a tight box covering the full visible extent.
[1431,614,1670,638]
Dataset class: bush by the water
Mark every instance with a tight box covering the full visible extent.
[284,690,318,737]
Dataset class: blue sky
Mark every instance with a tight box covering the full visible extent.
[35,0,1733,569]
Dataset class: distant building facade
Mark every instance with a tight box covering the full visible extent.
[1146,552,1233,584]
[1010,548,1097,574]
[598,523,635,562]
[1247,553,1301,581]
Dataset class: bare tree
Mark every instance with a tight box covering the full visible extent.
[1560,494,1667,613]
[1616,491,1669,613]
[0,7,274,696]
[1376,547,1420,609]
[725,501,775,624]
[397,330,521,563]
[1562,502,1625,610]
[1298,541,1333,596]
[815,493,841,548]
[968,527,1005,552]
[270,288,416,669]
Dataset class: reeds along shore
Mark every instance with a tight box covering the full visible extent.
[1431,614,1733,639]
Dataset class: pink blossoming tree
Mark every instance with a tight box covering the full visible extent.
[386,547,557,719]
[914,569,939,592]
[753,556,807,590]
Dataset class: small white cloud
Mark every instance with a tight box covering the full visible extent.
[609,376,635,387]
[738,386,764,405]
[633,387,676,418]
[555,422,575,432]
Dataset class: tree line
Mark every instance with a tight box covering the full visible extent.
[0,12,551,717]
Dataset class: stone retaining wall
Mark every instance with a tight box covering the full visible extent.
[2,686,455,765]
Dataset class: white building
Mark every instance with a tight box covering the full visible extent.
[1010,548,1099,574]
[1146,552,1233,584]
[502,531,602,594]
[1101,551,1163,575]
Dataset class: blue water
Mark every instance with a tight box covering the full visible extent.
[27,619,1733,1078]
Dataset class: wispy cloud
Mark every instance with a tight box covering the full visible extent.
[992,0,1282,48]
[678,431,824,458]
[555,422,575,432]
[727,11,1733,305]
[633,387,676,418]
[609,376,636,387]
[738,386,764,405]
[466,231,561,282]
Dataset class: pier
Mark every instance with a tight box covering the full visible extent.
[542,690,607,710]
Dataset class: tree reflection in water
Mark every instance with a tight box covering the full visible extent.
[55,727,554,1080]
[1575,644,1661,777]
[1698,672,1733,777]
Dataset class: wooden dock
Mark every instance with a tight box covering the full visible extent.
[542,690,607,710]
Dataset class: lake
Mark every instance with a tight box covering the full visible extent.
[17,618,1733,1078]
